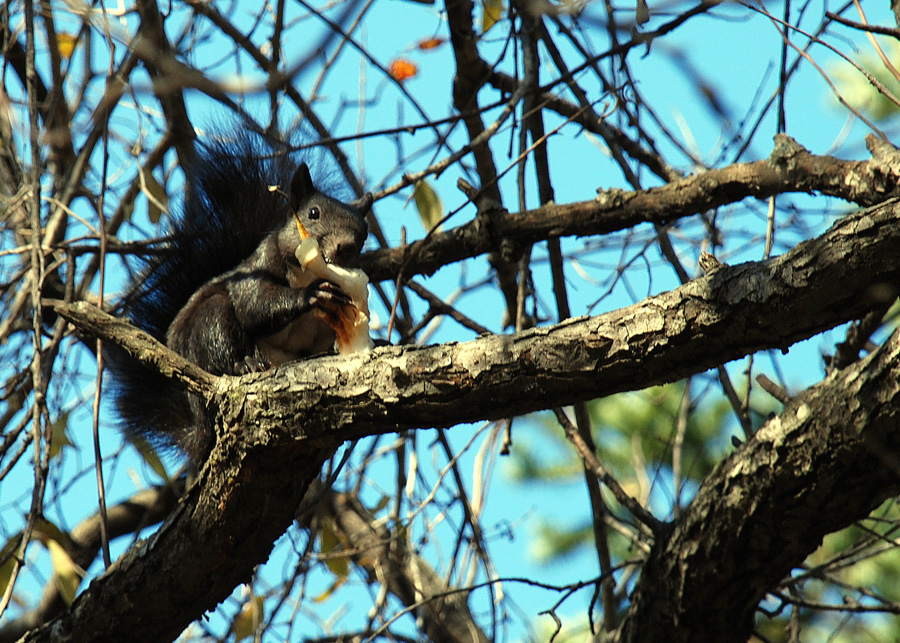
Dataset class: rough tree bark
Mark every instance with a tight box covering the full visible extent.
[35,196,900,642]
[616,326,900,643]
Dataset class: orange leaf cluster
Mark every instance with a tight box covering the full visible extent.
[389,58,418,82]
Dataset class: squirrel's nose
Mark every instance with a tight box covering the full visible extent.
[325,237,363,266]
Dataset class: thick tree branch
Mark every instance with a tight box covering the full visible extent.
[361,135,900,283]
[50,300,215,399]
[21,432,334,642]
[264,198,900,446]
[615,325,900,643]
[443,0,521,325]
[37,197,900,642]
[0,485,181,643]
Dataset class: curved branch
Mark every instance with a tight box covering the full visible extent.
[361,135,900,283]
[616,326,900,643]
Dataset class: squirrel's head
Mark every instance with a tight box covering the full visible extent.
[288,163,371,267]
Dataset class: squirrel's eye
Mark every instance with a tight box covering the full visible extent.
[308,206,321,221]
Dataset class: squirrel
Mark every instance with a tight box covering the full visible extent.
[110,130,371,464]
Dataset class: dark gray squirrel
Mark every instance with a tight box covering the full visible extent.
[110,130,371,464]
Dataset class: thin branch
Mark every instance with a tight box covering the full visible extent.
[552,408,662,535]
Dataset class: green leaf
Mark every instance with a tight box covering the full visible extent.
[0,537,20,599]
[49,411,73,460]
[232,594,264,641]
[413,180,443,232]
[830,42,900,122]
[33,518,69,547]
[141,169,168,224]
[312,575,347,603]
[127,434,170,481]
[319,519,350,578]
[371,494,391,514]
[46,539,83,605]
[482,0,504,36]
[531,521,593,563]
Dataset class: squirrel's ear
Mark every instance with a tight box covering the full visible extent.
[289,163,315,212]
[352,192,374,216]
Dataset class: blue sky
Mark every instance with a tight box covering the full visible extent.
[3,1,899,640]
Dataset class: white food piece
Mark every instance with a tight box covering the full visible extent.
[293,237,373,354]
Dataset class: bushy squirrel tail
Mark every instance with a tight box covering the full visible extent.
[109,129,307,459]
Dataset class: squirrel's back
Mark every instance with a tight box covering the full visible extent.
[128,132,303,343]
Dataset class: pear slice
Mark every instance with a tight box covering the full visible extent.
[292,216,373,355]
